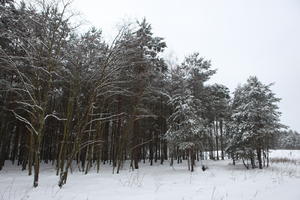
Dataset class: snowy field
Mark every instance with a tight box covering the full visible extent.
[0,150,299,200]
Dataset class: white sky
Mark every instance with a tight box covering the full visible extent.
[71,0,300,131]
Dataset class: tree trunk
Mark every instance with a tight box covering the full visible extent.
[220,120,224,160]
[215,120,219,160]
[191,148,195,172]
[257,148,263,169]
[250,154,255,169]
[33,133,42,187]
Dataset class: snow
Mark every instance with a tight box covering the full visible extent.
[1,150,300,200]
[269,149,300,160]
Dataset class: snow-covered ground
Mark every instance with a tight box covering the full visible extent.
[0,150,300,200]
[269,149,300,160]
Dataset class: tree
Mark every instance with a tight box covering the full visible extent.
[113,18,167,171]
[165,61,207,171]
[0,0,73,187]
[227,76,283,169]
[206,84,230,160]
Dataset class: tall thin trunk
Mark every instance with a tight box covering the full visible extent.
[257,148,263,169]
[220,120,224,160]
[215,120,219,160]
[191,148,195,172]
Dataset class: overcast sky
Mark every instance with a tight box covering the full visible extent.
[71,0,300,131]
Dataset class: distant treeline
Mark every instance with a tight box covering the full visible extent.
[274,130,300,150]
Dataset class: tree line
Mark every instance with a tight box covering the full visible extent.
[0,0,284,187]
[274,130,300,150]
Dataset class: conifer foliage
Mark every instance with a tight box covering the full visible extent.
[0,0,288,188]
[227,76,283,169]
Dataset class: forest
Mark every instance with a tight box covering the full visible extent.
[0,0,294,189]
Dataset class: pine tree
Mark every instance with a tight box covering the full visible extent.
[227,76,283,169]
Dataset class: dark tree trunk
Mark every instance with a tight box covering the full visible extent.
[191,148,195,172]
[149,133,153,166]
[250,154,255,169]
[220,120,224,160]
[215,120,219,160]
[257,148,263,169]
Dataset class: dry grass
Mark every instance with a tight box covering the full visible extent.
[270,157,299,165]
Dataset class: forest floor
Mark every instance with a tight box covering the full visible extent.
[0,150,300,200]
